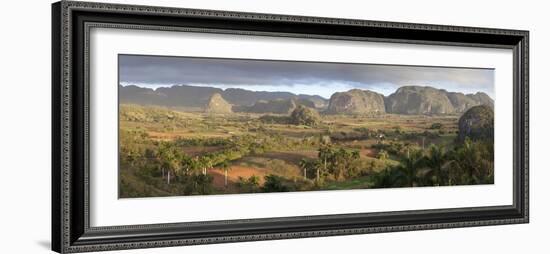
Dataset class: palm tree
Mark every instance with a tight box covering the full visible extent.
[397,149,425,187]
[192,173,213,195]
[311,160,322,183]
[372,167,406,188]
[188,158,203,192]
[332,148,350,180]
[179,155,192,176]
[403,142,413,158]
[318,146,333,181]
[248,175,260,192]
[156,142,178,184]
[299,158,309,180]
[189,157,201,175]
[199,156,212,175]
[164,156,179,185]
[425,145,446,185]
[155,145,167,180]
[447,139,493,185]
[171,152,185,185]
[218,160,231,187]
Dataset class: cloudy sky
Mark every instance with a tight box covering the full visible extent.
[119,54,494,99]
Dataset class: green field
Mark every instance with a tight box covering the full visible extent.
[119,104,494,198]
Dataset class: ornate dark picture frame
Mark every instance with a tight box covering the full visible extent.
[52,1,529,253]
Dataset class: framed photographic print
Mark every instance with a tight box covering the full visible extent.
[51,1,529,253]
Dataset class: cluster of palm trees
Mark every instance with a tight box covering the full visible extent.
[297,137,493,189]
[155,142,234,189]
[122,133,276,195]
[372,139,494,188]
[299,145,362,183]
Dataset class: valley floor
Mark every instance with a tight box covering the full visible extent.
[118,104,493,198]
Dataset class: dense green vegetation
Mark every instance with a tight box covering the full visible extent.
[119,104,493,198]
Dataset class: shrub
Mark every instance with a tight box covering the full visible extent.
[236,175,260,193]
[262,175,289,192]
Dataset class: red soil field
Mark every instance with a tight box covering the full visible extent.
[208,166,269,188]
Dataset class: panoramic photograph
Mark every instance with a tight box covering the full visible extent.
[118,54,495,198]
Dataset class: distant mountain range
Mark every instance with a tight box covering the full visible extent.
[119,84,493,115]
[119,85,328,109]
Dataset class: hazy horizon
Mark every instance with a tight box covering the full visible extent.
[119,54,495,99]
